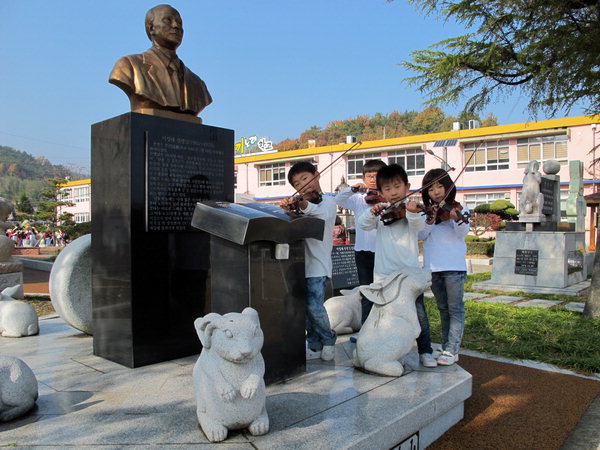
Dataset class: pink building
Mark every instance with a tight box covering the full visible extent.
[234,116,600,221]
[58,178,91,223]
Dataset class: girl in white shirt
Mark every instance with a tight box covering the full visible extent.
[419,169,470,366]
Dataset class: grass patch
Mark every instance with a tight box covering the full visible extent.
[464,272,586,302]
[424,296,600,374]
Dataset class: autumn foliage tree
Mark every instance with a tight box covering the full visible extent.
[469,213,502,237]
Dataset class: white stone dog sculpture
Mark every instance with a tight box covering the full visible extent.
[324,286,362,334]
[0,295,39,338]
[519,160,544,216]
[193,307,269,442]
[353,266,432,377]
[0,355,38,421]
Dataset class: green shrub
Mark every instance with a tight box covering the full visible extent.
[505,207,520,217]
[489,199,515,211]
[465,235,480,242]
[466,241,495,256]
[474,204,490,213]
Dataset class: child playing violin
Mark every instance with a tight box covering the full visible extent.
[335,159,386,323]
[357,164,438,368]
[418,168,470,366]
[279,161,337,361]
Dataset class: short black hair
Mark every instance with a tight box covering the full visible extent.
[376,164,408,190]
[421,168,455,207]
[287,161,317,184]
[363,159,386,174]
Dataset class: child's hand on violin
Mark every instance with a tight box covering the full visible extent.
[405,201,421,213]
[351,183,368,193]
[370,202,389,215]
[448,208,460,221]
[279,197,295,210]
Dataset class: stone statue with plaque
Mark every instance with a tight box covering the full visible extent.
[475,159,588,293]
[92,5,233,368]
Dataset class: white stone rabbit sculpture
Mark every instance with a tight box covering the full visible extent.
[324,286,362,334]
[193,307,269,442]
[0,294,39,338]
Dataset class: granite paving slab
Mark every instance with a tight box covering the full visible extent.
[477,295,526,304]
[463,292,491,300]
[515,299,563,308]
[0,317,471,449]
[563,302,586,313]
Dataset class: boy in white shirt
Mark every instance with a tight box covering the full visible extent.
[335,159,386,323]
[280,162,337,361]
[357,164,437,368]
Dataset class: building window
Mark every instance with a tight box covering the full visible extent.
[73,186,90,203]
[517,134,568,169]
[258,163,286,186]
[347,152,382,180]
[387,148,425,176]
[61,188,73,201]
[74,212,91,223]
[464,192,508,211]
[464,140,509,172]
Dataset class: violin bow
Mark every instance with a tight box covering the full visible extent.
[283,140,363,208]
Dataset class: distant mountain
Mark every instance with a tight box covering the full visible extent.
[0,145,88,203]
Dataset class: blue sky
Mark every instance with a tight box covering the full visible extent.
[0,1,586,174]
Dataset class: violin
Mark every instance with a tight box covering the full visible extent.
[429,200,470,225]
[365,189,386,205]
[282,191,323,217]
[377,201,431,226]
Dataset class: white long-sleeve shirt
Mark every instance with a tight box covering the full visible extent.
[335,187,377,252]
[301,195,337,278]
[418,205,470,272]
[357,207,424,277]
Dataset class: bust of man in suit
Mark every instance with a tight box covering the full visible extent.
[109,4,212,121]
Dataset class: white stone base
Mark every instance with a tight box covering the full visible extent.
[491,231,586,289]
[0,272,23,292]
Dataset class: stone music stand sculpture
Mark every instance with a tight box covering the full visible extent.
[109,4,212,124]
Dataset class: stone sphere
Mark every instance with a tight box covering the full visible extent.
[49,234,92,334]
[543,160,561,175]
[0,235,14,262]
[0,355,38,422]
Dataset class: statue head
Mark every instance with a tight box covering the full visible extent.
[145,4,183,51]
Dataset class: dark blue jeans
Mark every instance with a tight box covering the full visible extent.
[306,276,337,351]
[354,250,375,323]
[415,293,433,355]
[431,271,466,355]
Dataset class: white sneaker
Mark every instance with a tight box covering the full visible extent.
[321,345,335,361]
[420,353,438,368]
[306,347,322,360]
[437,351,459,366]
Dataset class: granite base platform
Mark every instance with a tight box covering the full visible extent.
[1,317,471,449]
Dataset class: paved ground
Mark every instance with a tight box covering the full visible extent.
[16,265,600,449]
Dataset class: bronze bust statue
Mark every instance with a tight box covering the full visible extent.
[109,4,212,122]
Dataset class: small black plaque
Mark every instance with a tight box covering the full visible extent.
[540,177,555,215]
[567,250,584,274]
[331,244,359,289]
[515,249,539,276]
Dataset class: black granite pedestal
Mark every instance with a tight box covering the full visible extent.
[91,112,234,367]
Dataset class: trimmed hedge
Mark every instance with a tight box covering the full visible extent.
[466,241,495,256]
[419,239,495,256]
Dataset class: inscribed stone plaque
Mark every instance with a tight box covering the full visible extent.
[540,177,555,215]
[567,250,584,274]
[514,249,539,276]
[331,244,359,289]
[145,129,230,232]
